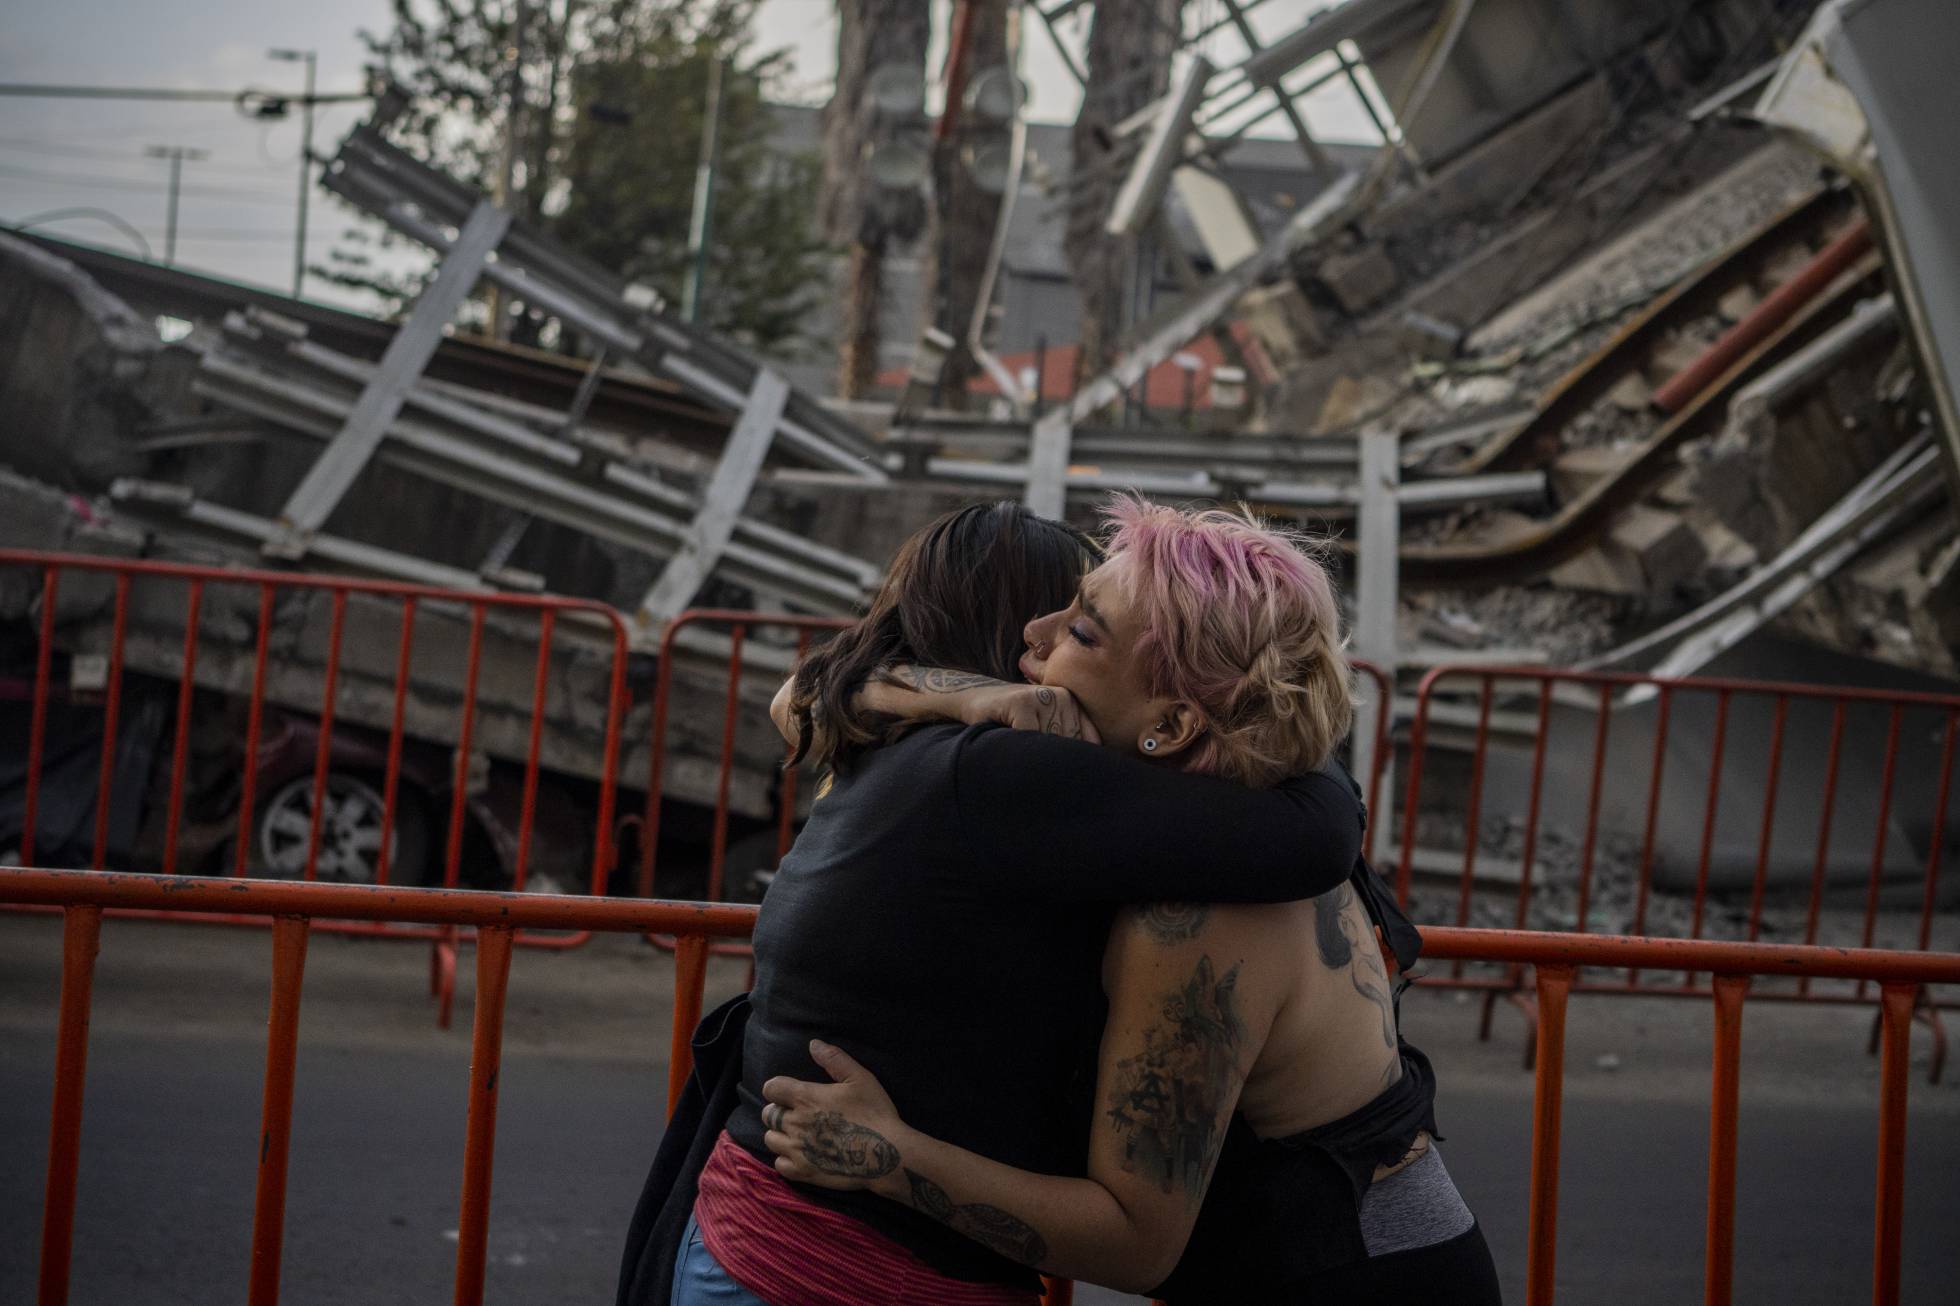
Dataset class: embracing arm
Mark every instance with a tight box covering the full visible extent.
[768,665,1097,746]
[765,908,1272,1292]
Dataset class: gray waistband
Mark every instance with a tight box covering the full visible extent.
[1356,1144,1476,1258]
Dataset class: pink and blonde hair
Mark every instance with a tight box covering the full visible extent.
[1102,495,1352,788]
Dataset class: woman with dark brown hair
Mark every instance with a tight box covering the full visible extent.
[625,500,1366,1306]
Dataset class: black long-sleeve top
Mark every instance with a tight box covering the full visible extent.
[725,722,1363,1288]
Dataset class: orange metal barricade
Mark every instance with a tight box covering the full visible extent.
[1395,663,1957,1076]
[635,608,857,955]
[0,549,632,1025]
[7,865,1956,1306]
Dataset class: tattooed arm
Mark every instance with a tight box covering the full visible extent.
[763,907,1277,1292]
[766,664,1095,745]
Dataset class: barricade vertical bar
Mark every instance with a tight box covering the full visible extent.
[37,904,100,1306]
[1573,683,1613,934]
[1628,686,1672,987]
[454,924,514,1306]
[376,598,418,886]
[1745,697,1789,942]
[88,573,131,870]
[233,584,277,877]
[511,610,556,892]
[1450,677,1496,978]
[161,579,205,875]
[22,565,61,866]
[1512,679,1554,931]
[1526,963,1574,1306]
[1704,974,1749,1306]
[1799,703,1847,997]
[444,604,489,891]
[1394,675,1438,906]
[641,638,678,900]
[1690,689,1732,945]
[1872,982,1914,1306]
[247,916,310,1306]
[1916,712,1957,952]
[667,935,710,1116]
[586,630,628,896]
[708,625,747,904]
[301,591,349,882]
[1857,707,1904,1000]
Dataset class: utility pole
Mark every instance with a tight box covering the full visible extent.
[143,144,208,265]
[681,56,726,324]
[268,48,317,299]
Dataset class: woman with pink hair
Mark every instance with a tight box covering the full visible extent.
[764,497,1499,1303]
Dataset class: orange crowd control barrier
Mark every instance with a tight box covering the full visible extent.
[0,549,631,1025]
[1396,664,1958,1077]
[637,608,850,957]
[8,866,1955,1306]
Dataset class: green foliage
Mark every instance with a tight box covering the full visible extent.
[317,0,829,352]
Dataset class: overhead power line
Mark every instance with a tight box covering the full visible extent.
[0,162,297,203]
[0,82,370,105]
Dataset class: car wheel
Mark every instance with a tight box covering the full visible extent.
[255,773,430,885]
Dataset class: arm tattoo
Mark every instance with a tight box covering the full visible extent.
[905,1169,1050,1265]
[801,1111,901,1179]
[1032,686,1088,740]
[1104,954,1245,1203]
[1136,902,1209,944]
[883,666,1003,694]
[1312,885,1397,1051]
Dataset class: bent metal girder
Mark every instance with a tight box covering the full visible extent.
[289,112,885,632]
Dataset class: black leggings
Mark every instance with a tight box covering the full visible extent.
[1299,1222,1503,1303]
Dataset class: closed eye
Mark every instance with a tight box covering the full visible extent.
[1068,623,1096,648]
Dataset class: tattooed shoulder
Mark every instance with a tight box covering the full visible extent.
[1312,884,1397,1052]
[1105,953,1245,1204]
[1135,902,1208,944]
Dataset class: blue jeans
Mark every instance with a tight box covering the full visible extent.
[671,1214,769,1305]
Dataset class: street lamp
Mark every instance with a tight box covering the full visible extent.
[143,144,208,265]
[268,48,317,300]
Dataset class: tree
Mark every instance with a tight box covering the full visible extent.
[822,0,931,399]
[1065,0,1187,383]
[317,0,828,353]
[921,1,1010,409]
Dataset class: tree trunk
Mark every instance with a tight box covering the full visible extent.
[824,0,930,399]
[920,0,1010,410]
[1065,0,1185,386]
[840,242,886,400]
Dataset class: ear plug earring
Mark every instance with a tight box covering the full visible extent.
[1143,738,1158,752]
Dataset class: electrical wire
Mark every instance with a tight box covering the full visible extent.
[0,162,296,203]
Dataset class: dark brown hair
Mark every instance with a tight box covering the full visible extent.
[788,501,1097,772]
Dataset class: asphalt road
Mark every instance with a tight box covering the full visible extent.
[2,917,1956,1304]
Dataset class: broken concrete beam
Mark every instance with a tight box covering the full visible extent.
[1317,242,1400,317]
[1237,280,1327,371]
[1396,311,1463,361]
[1611,503,1709,593]
[1606,373,1653,412]
[1717,284,1762,322]
[1549,546,1647,597]
[1550,446,1626,502]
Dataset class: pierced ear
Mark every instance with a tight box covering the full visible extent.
[1140,702,1204,760]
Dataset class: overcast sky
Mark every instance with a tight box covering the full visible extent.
[0,1,1368,312]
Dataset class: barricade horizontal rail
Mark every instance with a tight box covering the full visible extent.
[1395,662,1958,1077]
[0,548,632,1026]
[9,865,1955,1306]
